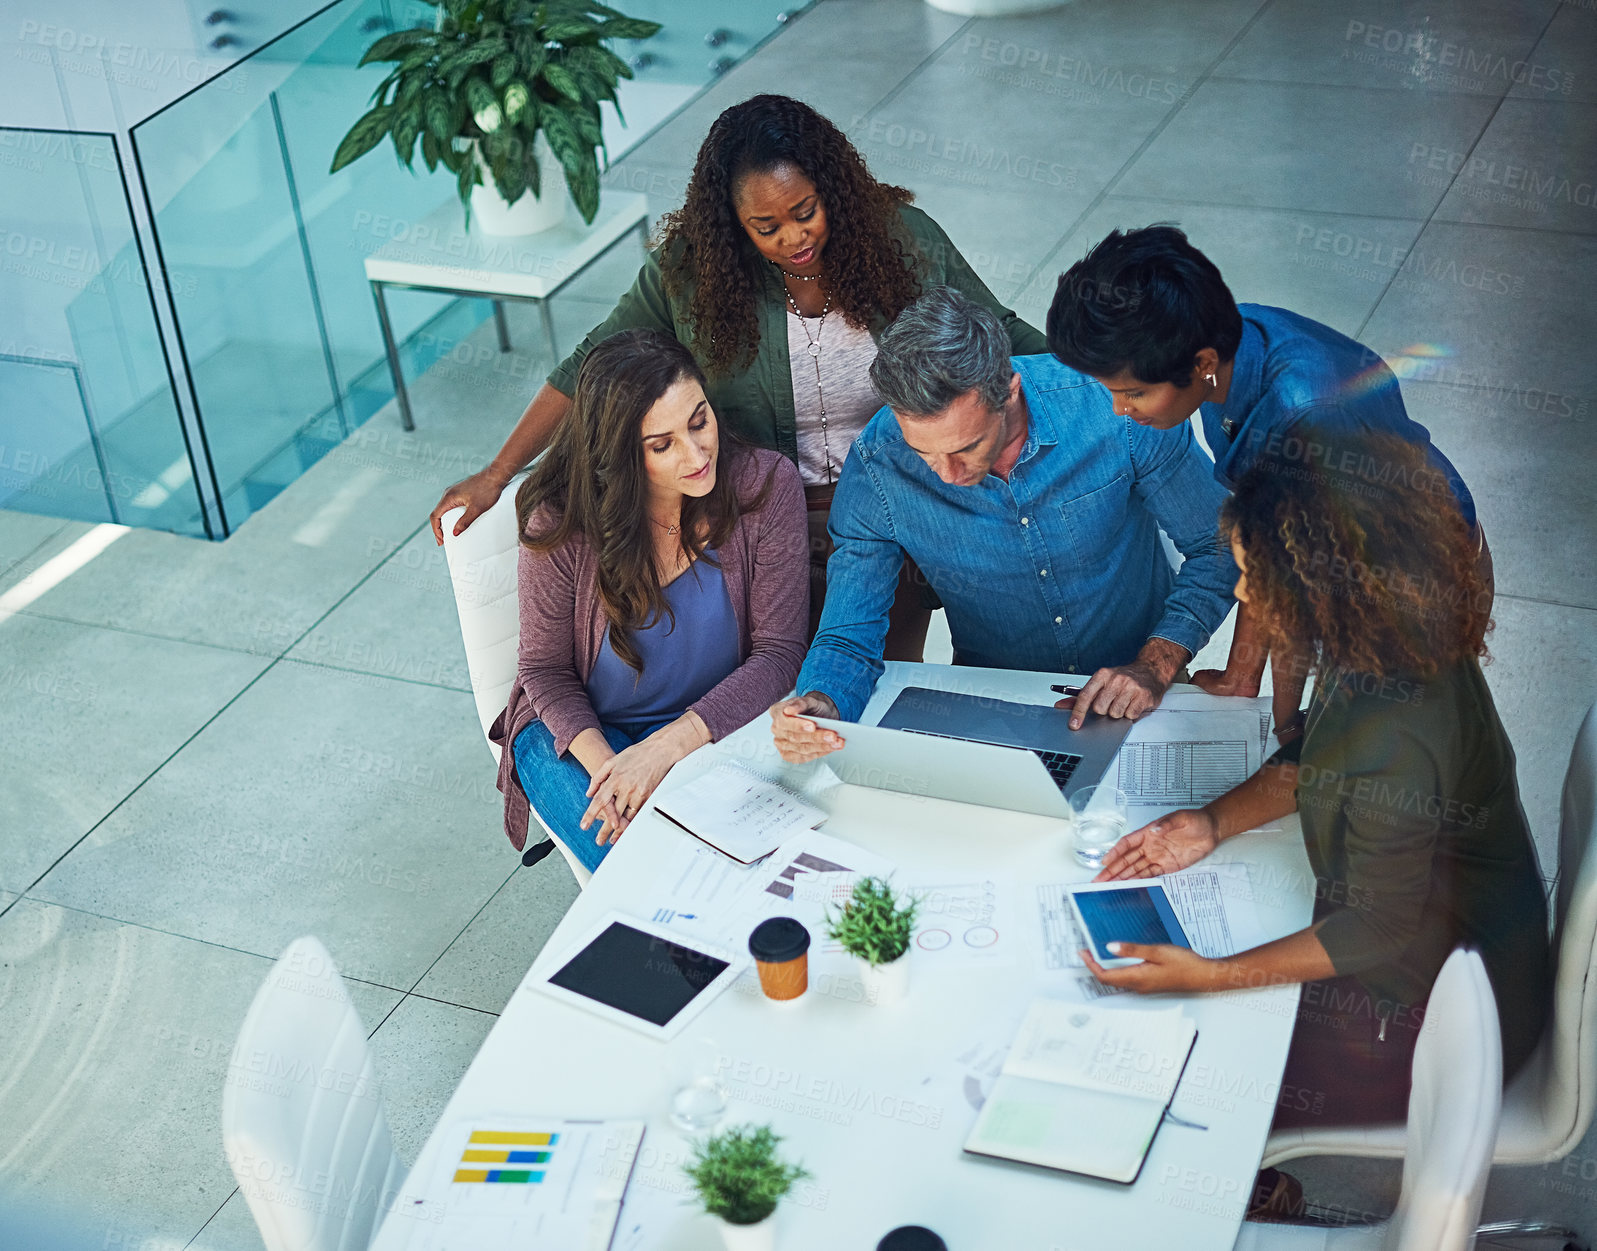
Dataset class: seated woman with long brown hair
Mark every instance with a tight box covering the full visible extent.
[1081,431,1551,1207]
[490,328,808,874]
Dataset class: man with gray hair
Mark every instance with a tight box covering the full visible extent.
[771,284,1235,760]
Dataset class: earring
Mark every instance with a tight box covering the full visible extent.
[1205,373,1217,388]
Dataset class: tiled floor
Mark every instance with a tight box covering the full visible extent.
[2,0,1595,1245]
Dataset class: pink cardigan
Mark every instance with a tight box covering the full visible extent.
[491,447,809,850]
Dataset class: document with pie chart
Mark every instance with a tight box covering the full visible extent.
[906,878,1013,965]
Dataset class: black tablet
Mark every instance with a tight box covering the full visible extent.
[533,911,743,1038]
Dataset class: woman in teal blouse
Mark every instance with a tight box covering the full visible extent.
[1083,432,1550,1150]
[429,93,1044,656]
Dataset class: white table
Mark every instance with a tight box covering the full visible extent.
[363,190,649,430]
[371,663,1314,1251]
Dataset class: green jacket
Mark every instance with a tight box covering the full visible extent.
[1294,658,1551,1075]
[546,203,1049,461]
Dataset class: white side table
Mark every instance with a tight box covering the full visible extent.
[363,190,649,430]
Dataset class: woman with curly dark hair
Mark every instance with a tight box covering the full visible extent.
[431,93,1046,654]
[1077,432,1550,1208]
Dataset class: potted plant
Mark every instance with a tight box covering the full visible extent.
[330,0,661,235]
[683,1123,810,1251]
[826,875,918,1004]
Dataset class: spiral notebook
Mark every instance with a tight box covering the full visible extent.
[964,999,1198,1184]
[652,762,827,864]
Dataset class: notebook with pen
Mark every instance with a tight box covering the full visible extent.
[963,999,1198,1184]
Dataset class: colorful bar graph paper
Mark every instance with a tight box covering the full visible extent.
[452,1130,561,1183]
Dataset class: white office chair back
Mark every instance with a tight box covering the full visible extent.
[1540,699,1597,1157]
[439,489,593,886]
[222,937,402,1251]
[1385,949,1502,1251]
[439,490,525,756]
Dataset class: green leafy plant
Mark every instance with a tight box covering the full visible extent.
[683,1124,810,1227]
[825,875,918,968]
[330,0,662,224]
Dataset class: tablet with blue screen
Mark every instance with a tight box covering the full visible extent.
[1068,882,1192,968]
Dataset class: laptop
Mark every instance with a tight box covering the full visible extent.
[810,686,1134,820]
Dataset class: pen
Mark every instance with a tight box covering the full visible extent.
[1050,684,1083,696]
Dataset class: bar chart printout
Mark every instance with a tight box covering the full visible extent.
[406,1118,644,1250]
[453,1129,557,1183]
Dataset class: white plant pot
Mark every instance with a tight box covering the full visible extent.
[857,953,910,1005]
[470,133,567,236]
[714,1212,776,1251]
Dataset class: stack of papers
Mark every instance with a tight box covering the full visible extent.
[964,999,1197,1183]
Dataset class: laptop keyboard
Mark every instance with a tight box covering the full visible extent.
[899,728,1083,794]
[1033,749,1082,791]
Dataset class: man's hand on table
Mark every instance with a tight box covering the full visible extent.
[1094,808,1219,881]
[1081,942,1222,994]
[770,692,843,762]
[1054,638,1189,730]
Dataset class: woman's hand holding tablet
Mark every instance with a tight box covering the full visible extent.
[1079,941,1224,995]
[1069,880,1229,994]
[1069,881,1193,968]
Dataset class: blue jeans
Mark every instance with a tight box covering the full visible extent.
[512,720,645,873]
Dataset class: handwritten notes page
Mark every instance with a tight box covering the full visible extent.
[965,999,1197,1182]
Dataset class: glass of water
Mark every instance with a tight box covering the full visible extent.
[1070,784,1129,870]
[669,1036,728,1133]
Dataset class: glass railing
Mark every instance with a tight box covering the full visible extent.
[7,0,810,539]
[128,0,464,529]
[0,127,203,534]
[0,354,115,525]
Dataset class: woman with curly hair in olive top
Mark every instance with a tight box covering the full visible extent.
[1079,431,1549,1201]
[430,93,1047,656]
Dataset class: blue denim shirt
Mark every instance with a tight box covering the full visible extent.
[795,354,1237,720]
[1199,304,1476,527]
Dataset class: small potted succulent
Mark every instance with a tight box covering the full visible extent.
[683,1123,811,1251]
[330,0,661,234]
[826,875,918,1004]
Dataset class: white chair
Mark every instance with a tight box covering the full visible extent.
[222,936,403,1251]
[1265,699,1597,1176]
[1235,948,1502,1251]
[439,489,592,887]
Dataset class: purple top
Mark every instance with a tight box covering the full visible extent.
[490,447,810,851]
[585,555,740,735]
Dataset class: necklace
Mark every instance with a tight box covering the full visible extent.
[649,514,680,536]
[784,286,836,482]
[772,261,819,281]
